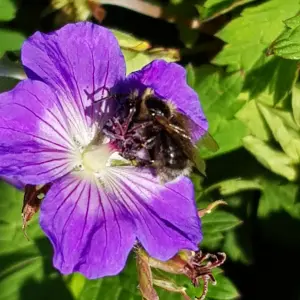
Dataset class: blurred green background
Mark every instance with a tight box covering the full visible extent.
[1,0,300,299]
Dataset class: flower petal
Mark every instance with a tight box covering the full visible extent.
[106,167,202,261]
[126,59,208,141]
[0,176,25,190]
[22,22,125,129]
[40,173,136,279]
[0,80,77,184]
[0,175,24,190]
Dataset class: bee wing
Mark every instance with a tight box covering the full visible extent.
[155,116,207,176]
[171,112,219,153]
[181,141,207,176]
[198,132,219,152]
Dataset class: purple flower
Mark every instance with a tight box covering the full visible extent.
[0,22,208,279]
[0,175,24,190]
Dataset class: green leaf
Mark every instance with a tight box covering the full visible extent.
[188,65,247,157]
[242,135,298,181]
[214,0,299,103]
[177,24,199,49]
[213,0,300,70]
[206,269,239,300]
[258,176,299,218]
[194,269,239,300]
[269,14,300,60]
[156,267,239,300]
[122,49,152,75]
[65,274,86,298]
[202,210,242,235]
[201,231,224,250]
[198,198,242,250]
[186,63,196,87]
[223,230,250,264]
[205,178,263,196]
[164,1,200,48]
[0,77,19,94]
[292,83,300,127]
[0,0,16,21]
[0,181,70,300]
[257,103,300,162]
[0,181,142,300]
[0,182,43,248]
[111,29,151,52]
[78,255,140,300]
[235,99,272,141]
[243,56,298,104]
[257,175,300,249]
[123,48,179,75]
[197,0,256,21]
[0,29,25,59]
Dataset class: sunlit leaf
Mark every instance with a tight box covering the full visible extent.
[214,0,299,102]
[123,48,179,75]
[111,29,151,52]
[47,0,92,25]
[243,55,298,104]
[258,176,299,218]
[0,29,25,59]
[268,14,300,60]
[197,0,256,21]
[202,210,242,235]
[292,83,300,127]
[123,50,152,74]
[0,0,16,21]
[235,99,272,141]
[257,103,300,162]
[205,178,263,196]
[65,273,86,299]
[214,0,300,70]
[242,135,298,181]
[188,64,247,158]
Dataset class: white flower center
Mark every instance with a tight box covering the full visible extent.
[82,144,112,173]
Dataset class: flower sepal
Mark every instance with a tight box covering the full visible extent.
[136,246,226,300]
[135,201,227,300]
[22,183,51,240]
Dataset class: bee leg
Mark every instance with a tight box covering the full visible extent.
[143,136,157,149]
[112,117,126,136]
[122,106,137,133]
[102,127,124,141]
[127,121,152,134]
[122,135,141,149]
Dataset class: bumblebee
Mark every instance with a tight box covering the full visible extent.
[103,88,218,183]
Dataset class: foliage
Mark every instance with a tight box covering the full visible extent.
[1,0,300,299]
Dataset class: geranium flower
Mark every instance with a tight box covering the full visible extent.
[0,22,208,279]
